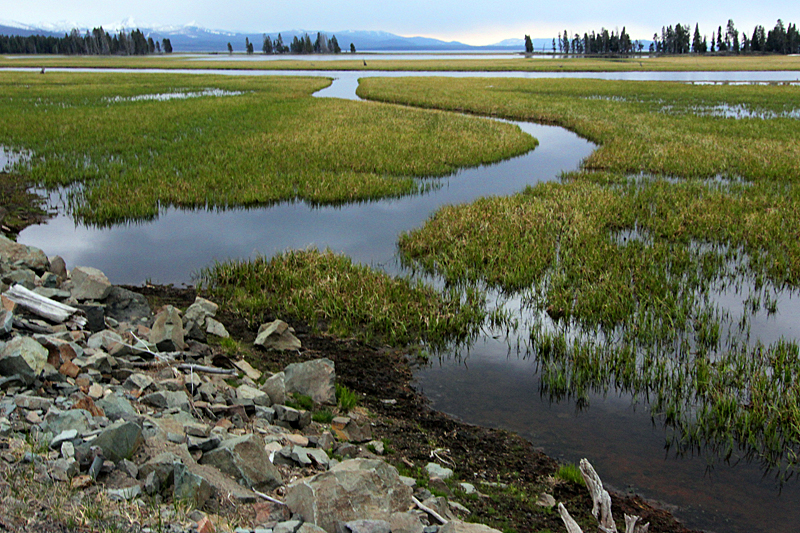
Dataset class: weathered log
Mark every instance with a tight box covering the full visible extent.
[4,284,87,328]
[557,459,650,533]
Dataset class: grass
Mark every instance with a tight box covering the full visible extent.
[198,248,489,348]
[555,463,586,486]
[336,383,359,411]
[360,76,800,477]
[0,71,534,225]
[0,53,798,72]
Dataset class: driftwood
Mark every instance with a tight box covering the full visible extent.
[558,459,649,533]
[412,495,448,525]
[177,363,237,375]
[4,284,87,329]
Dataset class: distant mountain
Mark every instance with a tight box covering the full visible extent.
[0,21,526,52]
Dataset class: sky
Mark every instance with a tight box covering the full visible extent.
[2,0,798,46]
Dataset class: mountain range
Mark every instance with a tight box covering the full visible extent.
[0,20,541,52]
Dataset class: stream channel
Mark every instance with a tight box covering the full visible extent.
[12,68,800,533]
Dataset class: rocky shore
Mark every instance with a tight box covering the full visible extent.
[0,232,696,533]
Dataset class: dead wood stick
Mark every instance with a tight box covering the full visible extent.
[412,495,448,525]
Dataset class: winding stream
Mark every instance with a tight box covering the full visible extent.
[15,69,800,533]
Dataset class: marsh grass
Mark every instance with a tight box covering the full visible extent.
[374,76,800,476]
[0,71,534,225]
[198,248,488,347]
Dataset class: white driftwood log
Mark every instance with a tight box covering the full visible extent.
[558,459,650,533]
[4,284,87,328]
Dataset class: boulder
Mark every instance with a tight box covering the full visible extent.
[260,371,285,405]
[92,420,143,463]
[140,390,190,412]
[254,320,301,351]
[0,235,49,274]
[70,266,112,301]
[205,317,229,338]
[104,287,151,324]
[285,358,335,405]
[285,459,413,533]
[184,297,218,325]
[331,416,372,443]
[388,512,424,533]
[336,520,391,533]
[48,255,67,281]
[149,305,186,352]
[0,335,48,384]
[199,434,282,492]
[425,462,454,480]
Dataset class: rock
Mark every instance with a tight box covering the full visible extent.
[260,372,285,405]
[141,390,190,412]
[389,512,425,533]
[0,235,49,274]
[205,317,229,338]
[233,359,261,381]
[200,434,282,492]
[284,358,335,405]
[536,493,556,507]
[70,266,112,301]
[0,336,48,384]
[274,521,303,533]
[96,392,137,420]
[297,525,328,533]
[254,320,301,351]
[107,485,142,501]
[425,463,453,480]
[331,416,372,443]
[439,522,502,533]
[49,457,79,481]
[336,520,391,533]
[276,445,330,469]
[50,429,79,449]
[459,482,476,495]
[124,373,154,392]
[184,297,218,325]
[0,309,12,336]
[237,384,270,406]
[92,420,143,463]
[44,408,95,436]
[285,459,414,533]
[150,305,186,352]
[48,255,67,280]
[75,303,105,332]
[104,287,151,324]
[367,440,385,456]
[3,268,35,289]
[173,461,215,507]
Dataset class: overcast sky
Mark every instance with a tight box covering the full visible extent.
[2,0,798,45]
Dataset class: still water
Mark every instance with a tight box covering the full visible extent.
[15,69,800,533]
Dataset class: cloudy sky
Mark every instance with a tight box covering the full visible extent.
[2,0,797,45]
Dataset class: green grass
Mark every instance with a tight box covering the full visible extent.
[359,77,800,183]
[1,53,798,72]
[0,71,534,225]
[336,383,359,411]
[198,248,489,347]
[555,463,586,486]
[361,77,800,476]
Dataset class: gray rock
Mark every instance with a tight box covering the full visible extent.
[459,483,476,495]
[173,461,215,507]
[50,429,79,449]
[49,457,79,481]
[284,358,335,405]
[0,336,48,384]
[87,330,123,352]
[141,390,190,412]
[3,268,35,289]
[535,493,556,507]
[205,317,229,338]
[44,408,95,435]
[93,420,143,463]
[254,320,301,351]
[139,452,182,487]
[331,416,372,443]
[124,373,154,392]
[0,235,49,274]
[285,459,414,533]
[260,372,285,405]
[48,255,67,280]
[425,463,454,480]
[389,512,425,533]
[75,303,105,333]
[39,271,60,288]
[297,525,328,533]
[237,384,271,406]
[14,395,53,410]
[104,287,151,324]
[96,392,137,420]
[336,520,391,533]
[70,266,112,301]
[184,297,218,325]
[200,434,282,492]
[274,521,303,533]
[150,305,186,352]
[0,309,12,336]
[439,522,502,533]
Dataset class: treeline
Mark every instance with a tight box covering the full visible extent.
[526,18,798,56]
[0,27,173,55]
[260,32,354,54]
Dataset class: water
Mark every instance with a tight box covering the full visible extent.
[14,69,800,532]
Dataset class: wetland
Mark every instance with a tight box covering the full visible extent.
[3,63,800,532]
